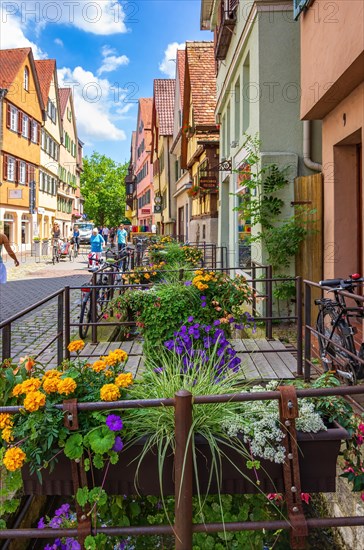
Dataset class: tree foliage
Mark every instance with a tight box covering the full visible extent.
[80,152,128,227]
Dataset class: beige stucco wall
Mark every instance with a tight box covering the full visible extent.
[321,83,364,278]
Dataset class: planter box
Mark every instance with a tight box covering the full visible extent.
[22,422,348,496]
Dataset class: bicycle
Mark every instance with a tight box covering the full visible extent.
[315,273,364,384]
[79,249,127,339]
[52,238,61,264]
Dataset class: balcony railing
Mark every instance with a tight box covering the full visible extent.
[215,0,239,61]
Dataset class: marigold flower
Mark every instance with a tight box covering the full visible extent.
[0,413,12,429]
[2,426,14,442]
[43,370,62,379]
[21,378,42,394]
[3,447,26,471]
[12,383,24,397]
[92,360,107,373]
[144,273,150,279]
[100,384,120,401]
[112,349,128,363]
[23,391,46,412]
[115,372,133,388]
[43,377,60,394]
[57,378,77,396]
[67,340,85,353]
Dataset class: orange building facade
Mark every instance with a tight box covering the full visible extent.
[300,0,364,278]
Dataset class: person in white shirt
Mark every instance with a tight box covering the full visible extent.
[102,226,109,244]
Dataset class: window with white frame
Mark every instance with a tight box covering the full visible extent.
[31,120,38,143]
[7,157,15,181]
[19,161,26,184]
[41,129,45,150]
[10,105,18,131]
[22,114,29,138]
[24,67,29,91]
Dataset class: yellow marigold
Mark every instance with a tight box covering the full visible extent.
[23,391,46,412]
[115,372,133,388]
[57,378,77,396]
[12,383,24,397]
[0,413,12,429]
[67,340,85,353]
[100,384,120,401]
[43,370,61,379]
[112,349,128,363]
[104,370,113,377]
[144,273,150,279]
[3,447,26,471]
[2,426,14,442]
[43,377,60,394]
[21,378,42,394]
[92,360,107,373]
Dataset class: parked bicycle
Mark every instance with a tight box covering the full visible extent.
[135,237,149,267]
[51,238,61,264]
[315,273,364,384]
[79,247,133,338]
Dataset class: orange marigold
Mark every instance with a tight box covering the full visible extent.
[92,360,107,373]
[67,340,85,353]
[43,377,60,394]
[100,384,120,401]
[0,413,12,429]
[43,370,61,379]
[57,378,77,396]
[115,372,133,388]
[21,378,42,394]
[3,447,26,471]
[2,426,14,442]
[111,349,128,363]
[23,390,46,412]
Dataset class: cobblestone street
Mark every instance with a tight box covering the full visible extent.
[0,253,91,365]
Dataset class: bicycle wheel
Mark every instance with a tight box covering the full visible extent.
[79,294,92,339]
[317,307,357,384]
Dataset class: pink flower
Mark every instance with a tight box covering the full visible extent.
[301,493,311,505]
[357,435,364,445]
[103,313,109,320]
[115,313,121,320]
[361,494,364,502]
[344,467,355,473]
[358,423,364,435]
[267,493,283,502]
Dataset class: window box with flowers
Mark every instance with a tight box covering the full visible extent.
[187,185,199,198]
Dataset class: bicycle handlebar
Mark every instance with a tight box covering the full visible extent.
[319,274,364,288]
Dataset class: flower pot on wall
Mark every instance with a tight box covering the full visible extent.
[22,422,348,496]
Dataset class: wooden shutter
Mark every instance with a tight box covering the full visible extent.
[28,118,32,142]
[15,159,20,183]
[37,123,41,145]
[6,103,11,128]
[3,154,8,180]
[18,111,23,135]
[26,163,30,184]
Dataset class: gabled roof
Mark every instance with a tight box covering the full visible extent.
[59,88,71,119]
[0,47,45,111]
[139,98,153,129]
[34,59,55,106]
[177,49,186,99]
[153,79,175,135]
[185,41,216,126]
[0,47,31,88]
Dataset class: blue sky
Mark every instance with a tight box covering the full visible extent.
[1,1,212,164]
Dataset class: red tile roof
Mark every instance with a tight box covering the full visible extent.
[153,79,175,135]
[177,49,186,100]
[59,88,71,118]
[34,59,55,106]
[139,97,153,129]
[185,42,216,126]
[0,47,31,88]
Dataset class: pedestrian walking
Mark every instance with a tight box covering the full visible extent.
[102,226,109,244]
[109,227,115,246]
[89,228,105,270]
[0,232,19,283]
[117,224,128,253]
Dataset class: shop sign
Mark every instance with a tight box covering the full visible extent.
[199,175,218,190]
[8,189,22,199]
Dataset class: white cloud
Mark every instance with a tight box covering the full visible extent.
[1,1,128,36]
[58,66,127,143]
[54,38,64,47]
[159,42,185,78]
[97,45,129,76]
[0,13,46,59]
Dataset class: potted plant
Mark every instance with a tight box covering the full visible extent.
[187,185,199,198]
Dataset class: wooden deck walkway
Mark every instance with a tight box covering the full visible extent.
[75,338,298,381]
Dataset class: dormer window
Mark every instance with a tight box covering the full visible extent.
[24,67,29,91]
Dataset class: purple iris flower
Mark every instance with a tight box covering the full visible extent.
[55,503,70,517]
[184,281,192,286]
[65,539,81,550]
[187,316,194,322]
[112,436,124,452]
[37,517,46,529]
[154,367,164,374]
[201,302,207,308]
[106,415,123,432]
[213,319,220,326]
[204,325,211,332]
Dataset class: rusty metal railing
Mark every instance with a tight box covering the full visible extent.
[1,384,364,549]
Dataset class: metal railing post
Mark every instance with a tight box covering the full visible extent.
[266,265,273,339]
[304,281,312,382]
[65,286,71,360]
[174,390,193,550]
[57,292,64,365]
[296,277,303,376]
[251,263,256,315]
[179,268,184,282]
[91,273,98,344]
[2,324,11,362]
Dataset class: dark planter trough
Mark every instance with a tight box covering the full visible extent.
[22,422,348,496]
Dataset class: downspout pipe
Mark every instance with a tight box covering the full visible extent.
[303,120,322,172]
